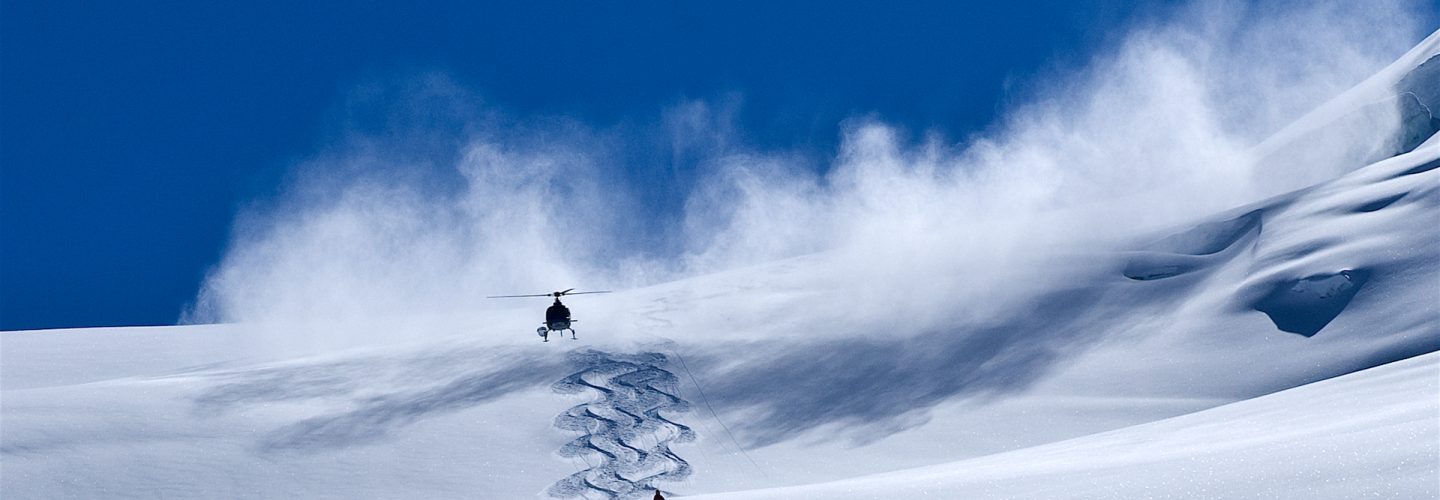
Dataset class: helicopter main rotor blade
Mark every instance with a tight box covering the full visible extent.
[486,290,612,299]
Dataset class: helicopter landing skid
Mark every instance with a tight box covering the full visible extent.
[539,326,577,342]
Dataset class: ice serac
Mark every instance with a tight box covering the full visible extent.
[1395,54,1440,153]
[1248,30,1440,195]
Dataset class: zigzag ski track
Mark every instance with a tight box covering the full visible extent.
[549,350,696,499]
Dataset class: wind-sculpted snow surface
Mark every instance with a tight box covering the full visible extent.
[1122,210,1262,281]
[1253,269,1370,337]
[549,350,695,499]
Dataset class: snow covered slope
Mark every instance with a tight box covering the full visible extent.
[4,26,1438,500]
[695,350,1440,499]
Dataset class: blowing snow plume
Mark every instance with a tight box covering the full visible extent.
[188,1,1432,344]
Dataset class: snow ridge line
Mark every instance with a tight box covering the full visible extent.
[548,350,695,499]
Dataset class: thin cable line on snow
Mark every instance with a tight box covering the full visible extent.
[668,348,769,479]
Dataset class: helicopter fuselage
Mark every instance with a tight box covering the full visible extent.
[546,303,571,327]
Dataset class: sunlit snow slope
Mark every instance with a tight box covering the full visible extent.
[4,28,1439,500]
[695,351,1439,499]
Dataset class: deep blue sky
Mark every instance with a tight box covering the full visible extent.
[2,1,1146,330]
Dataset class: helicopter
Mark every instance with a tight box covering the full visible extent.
[486,288,611,342]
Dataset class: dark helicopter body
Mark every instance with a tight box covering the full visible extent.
[488,289,609,342]
[543,299,573,340]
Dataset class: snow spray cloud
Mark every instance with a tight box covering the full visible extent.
[188,1,1432,340]
[184,75,659,339]
[673,1,1432,328]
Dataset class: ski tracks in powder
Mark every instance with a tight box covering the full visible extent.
[548,350,695,499]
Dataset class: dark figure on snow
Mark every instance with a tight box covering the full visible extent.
[653,490,665,500]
